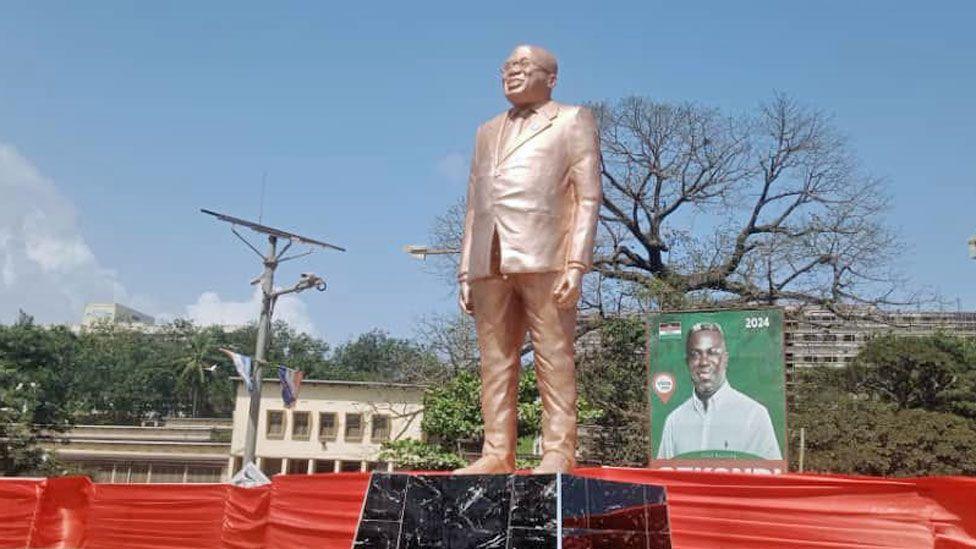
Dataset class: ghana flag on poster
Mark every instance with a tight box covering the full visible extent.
[648,308,788,474]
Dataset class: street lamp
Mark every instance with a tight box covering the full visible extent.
[969,234,976,260]
[404,244,460,260]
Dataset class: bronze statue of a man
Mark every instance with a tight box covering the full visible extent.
[456,45,602,474]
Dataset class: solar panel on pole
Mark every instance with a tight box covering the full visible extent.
[201,208,344,473]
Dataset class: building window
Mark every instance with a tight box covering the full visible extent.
[368,461,390,472]
[345,413,363,441]
[266,410,285,439]
[318,412,337,441]
[292,411,310,440]
[340,460,362,472]
[90,463,115,483]
[153,464,185,483]
[287,459,309,475]
[260,457,282,477]
[129,464,149,483]
[371,414,391,442]
[314,459,336,473]
[186,465,223,483]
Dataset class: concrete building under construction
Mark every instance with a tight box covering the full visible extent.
[785,308,976,368]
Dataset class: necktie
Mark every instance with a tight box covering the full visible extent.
[503,109,533,154]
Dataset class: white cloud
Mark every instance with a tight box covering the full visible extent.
[185,287,316,335]
[0,141,317,333]
[0,142,127,324]
[436,152,469,184]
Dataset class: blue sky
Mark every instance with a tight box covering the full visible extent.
[1,1,974,343]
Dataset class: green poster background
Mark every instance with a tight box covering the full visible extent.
[648,308,787,461]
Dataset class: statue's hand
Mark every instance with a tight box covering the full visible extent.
[553,266,584,308]
[459,280,474,316]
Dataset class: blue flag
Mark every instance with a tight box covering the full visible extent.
[278,365,303,408]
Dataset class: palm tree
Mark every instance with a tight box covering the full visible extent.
[176,327,219,417]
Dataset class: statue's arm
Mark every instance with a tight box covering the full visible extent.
[458,127,480,314]
[458,127,481,283]
[566,107,603,272]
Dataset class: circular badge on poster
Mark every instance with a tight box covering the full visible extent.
[652,372,676,404]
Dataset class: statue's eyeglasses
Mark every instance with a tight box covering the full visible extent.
[499,58,550,76]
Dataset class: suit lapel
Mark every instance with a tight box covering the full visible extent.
[496,102,560,165]
[492,114,509,168]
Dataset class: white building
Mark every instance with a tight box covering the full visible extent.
[45,418,232,483]
[228,378,426,477]
[81,302,155,328]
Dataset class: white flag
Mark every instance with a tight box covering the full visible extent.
[221,349,254,393]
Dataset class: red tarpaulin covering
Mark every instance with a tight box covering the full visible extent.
[1,468,973,548]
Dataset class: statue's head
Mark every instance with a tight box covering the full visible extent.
[500,44,558,108]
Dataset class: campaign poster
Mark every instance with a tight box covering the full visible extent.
[648,308,787,474]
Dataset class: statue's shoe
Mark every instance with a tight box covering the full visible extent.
[531,452,575,474]
[452,454,514,475]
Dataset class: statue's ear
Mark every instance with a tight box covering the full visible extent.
[547,73,558,90]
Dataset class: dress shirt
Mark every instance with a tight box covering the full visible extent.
[656,381,782,460]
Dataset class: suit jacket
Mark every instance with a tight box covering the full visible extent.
[459,101,602,282]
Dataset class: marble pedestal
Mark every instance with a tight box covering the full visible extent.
[353,473,671,549]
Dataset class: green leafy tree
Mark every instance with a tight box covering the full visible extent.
[378,439,466,471]
[0,314,76,475]
[327,329,441,382]
[421,370,483,447]
[791,377,976,476]
[216,321,330,375]
[789,335,976,476]
[846,333,971,412]
[73,323,180,424]
[421,368,600,455]
[576,317,648,465]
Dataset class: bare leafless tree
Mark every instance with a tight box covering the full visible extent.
[424,198,466,287]
[594,93,916,313]
[427,94,917,317]
[414,311,479,377]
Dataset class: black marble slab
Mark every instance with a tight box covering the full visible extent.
[352,473,670,549]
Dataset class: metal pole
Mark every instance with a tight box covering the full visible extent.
[243,235,277,465]
[798,427,806,473]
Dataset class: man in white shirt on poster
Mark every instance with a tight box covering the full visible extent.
[656,322,782,460]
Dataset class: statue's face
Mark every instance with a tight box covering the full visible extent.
[501,46,555,107]
[685,329,728,398]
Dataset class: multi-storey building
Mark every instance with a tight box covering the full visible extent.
[44,417,232,483]
[80,302,155,328]
[228,378,426,478]
[785,308,976,368]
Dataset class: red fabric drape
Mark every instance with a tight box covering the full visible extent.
[1,468,973,548]
[0,478,43,548]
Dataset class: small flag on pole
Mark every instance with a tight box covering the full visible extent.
[220,349,254,393]
[278,365,303,408]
